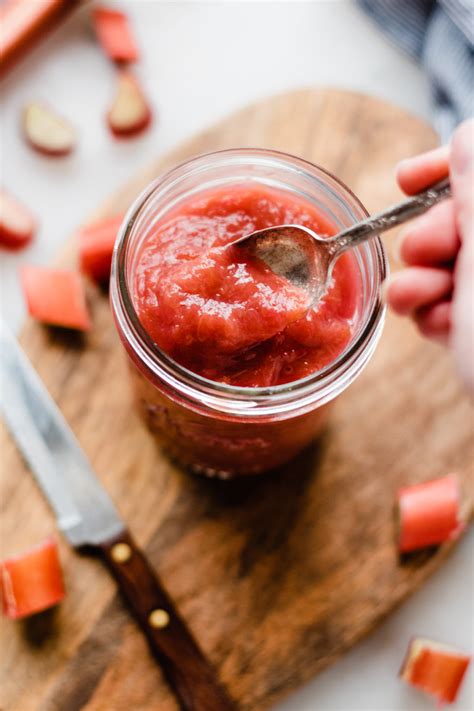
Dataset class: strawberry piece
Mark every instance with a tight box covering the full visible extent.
[23,102,76,156]
[397,474,464,553]
[1,538,65,620]
[79,214,124,283]
[107,70,152,137]
[0,188,37,250]
[93,6,139,63]
[400,638,471,704]
[21,265,91,331]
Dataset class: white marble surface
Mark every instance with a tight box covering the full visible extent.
[0,2,472,709]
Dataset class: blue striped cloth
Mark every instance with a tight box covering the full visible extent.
[358,0,474,140]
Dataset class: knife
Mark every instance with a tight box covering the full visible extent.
[0,323,236,711]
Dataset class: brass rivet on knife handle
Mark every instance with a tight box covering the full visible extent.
[111,542,132,563]
[100,529,237,710]
[149,608,170,629]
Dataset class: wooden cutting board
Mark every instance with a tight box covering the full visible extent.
[1,88,473,711]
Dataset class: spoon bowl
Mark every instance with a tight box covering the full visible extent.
[233,224,337,306]
[234,177,451,306]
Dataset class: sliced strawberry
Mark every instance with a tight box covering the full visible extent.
[1,538,65,620]
[23,102,77,156]
[397,474,464,553]
[21,265,91,331]
[107,70,151,137]
[79,214,124,283]
[0,188,37,250]
[93,6,139,63]
[400,638,471,704]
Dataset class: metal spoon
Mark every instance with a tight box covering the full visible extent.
[234,178,451,305]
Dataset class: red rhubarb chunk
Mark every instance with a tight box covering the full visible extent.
[400,638,471,704]
[1,538,65,620]
[397,474,464,553]
[21,265,91,331]
[79,214,124,283]
[93,6,139,63]
[0,188,37,250]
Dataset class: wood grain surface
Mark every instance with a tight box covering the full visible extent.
[1,88,473,711]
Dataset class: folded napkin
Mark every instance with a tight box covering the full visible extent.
[358,0,474,140]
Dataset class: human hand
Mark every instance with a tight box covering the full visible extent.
[385,119,474,395]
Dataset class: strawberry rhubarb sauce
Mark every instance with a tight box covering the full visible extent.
[133,185,361,388]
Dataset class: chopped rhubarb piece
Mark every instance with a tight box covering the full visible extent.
[397,474,464,553]
[107,70,151,137]
[93,6,139,63]
[79,214,124,283]
[21,265,91,331]
[400,638,471,704]
[23,102,76,156]
[1,537,65,620]
[0,0,80,78]
[0,188,37,250]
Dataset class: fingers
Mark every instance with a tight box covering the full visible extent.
[397,145,449,195]
[385,267,453,316]
[391,120,474,393]
[386,269,453,346]
[396,199,460,266]
[414,301,451,345]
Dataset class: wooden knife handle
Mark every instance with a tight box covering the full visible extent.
[99,530,236,711]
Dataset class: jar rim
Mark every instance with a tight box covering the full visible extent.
[111,148,388,416]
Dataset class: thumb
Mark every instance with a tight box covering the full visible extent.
[449,119,474,395]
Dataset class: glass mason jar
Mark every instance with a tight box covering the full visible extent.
[110,149,387,478]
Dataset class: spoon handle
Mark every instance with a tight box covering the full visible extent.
[332,178,451,254]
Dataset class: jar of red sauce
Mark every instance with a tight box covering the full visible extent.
[111,149,387,477]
